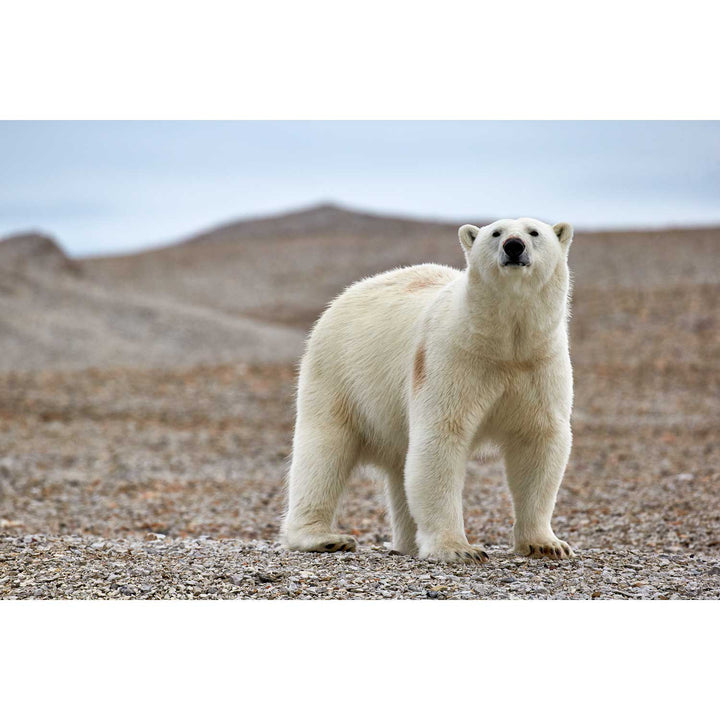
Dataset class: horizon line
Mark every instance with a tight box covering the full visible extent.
[3,200,720,260]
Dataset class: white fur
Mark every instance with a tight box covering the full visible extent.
[282,218,575,563]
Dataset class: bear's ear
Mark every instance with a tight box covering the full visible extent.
[553,222,573,249]
[458,224,480,253]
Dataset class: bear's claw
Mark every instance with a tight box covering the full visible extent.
[320,540,355,552]
[518,539,574,559]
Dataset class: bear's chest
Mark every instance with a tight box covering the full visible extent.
[467,362,555,442]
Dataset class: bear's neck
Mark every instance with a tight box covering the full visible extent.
[456,266,569,363]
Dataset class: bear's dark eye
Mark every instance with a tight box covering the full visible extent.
[529,230,539,237]
[492,230,501,238]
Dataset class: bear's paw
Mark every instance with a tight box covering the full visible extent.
[515,538,574,559]
[421,543,490,565]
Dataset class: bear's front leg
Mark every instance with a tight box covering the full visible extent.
[503,424,575,559]
[404,425,489,565]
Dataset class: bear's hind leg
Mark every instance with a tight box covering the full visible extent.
[385,466,419,556]
[282,421,359,553]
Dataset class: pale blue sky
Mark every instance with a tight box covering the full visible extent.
[1,121,719,257]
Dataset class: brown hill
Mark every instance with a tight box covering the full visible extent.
[0,228,305,372]
[0,232,79,275]
[83,203,720,329]
[180,203,465,246]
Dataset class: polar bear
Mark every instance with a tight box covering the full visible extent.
[281,218,575,563]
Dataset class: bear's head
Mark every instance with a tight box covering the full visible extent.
[458,217,573,291]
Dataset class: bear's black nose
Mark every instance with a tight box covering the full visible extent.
[503,237,525,259]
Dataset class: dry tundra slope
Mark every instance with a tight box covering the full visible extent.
[1,205,719,598]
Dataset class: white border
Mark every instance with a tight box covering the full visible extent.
[2,1,719,119]
[1,601,716,717]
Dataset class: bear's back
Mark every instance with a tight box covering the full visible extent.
[347,263,459,298]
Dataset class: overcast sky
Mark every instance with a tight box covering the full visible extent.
[1,121,719,257]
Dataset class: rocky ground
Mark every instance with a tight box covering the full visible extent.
[3,535,718,600]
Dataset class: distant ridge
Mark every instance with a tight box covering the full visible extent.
[180,202,472,247]
[177,203,720,250]
[0,232,79,274]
